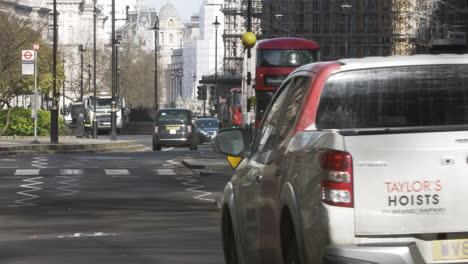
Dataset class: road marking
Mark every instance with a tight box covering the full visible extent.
[154,169,176,175]
[10,177,43,207]
[105,169,129,175]
[56,176,80,196]
[60,169,84,175]
[31,157,48,168]
[111,175,138,178]
[176,176,215,202]
[15,169,40,176]
[162,147,174,152]
[58,232,117,238]
[139,211,204,216]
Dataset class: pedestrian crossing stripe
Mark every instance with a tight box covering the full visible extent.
[154,169,176,175]
[105,169,130,175]
[3,168,179,177]
[60,169,84,175]
[14,169,40,176]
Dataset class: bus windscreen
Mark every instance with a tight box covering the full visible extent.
[257,49,318,67]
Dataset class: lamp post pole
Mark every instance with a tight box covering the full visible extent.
[151,18,160,111]
[213,16,220,117]
[178,71,183,100]
[93,0,98,139]
[79,44,85,101]
[87,64,92,93]
[50,0,59,143]
[341,4,352,58]
[110,0,117,141]
[61,58,66,112]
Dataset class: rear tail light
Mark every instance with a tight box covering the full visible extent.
[320,150,353,208]
[154,126,159,133]
[187,125,192,133]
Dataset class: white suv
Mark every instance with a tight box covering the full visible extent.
[214,54,468,264]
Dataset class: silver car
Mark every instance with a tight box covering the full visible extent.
[215,54,468,264]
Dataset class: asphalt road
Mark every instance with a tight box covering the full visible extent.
[0,138,228,264]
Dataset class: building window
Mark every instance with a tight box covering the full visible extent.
[161,32,165,43]
[169,19,174,27]
[169,33,174,43]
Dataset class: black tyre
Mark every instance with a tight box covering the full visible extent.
[282,212,301,264]
[222,208,239,264]
[152,142,161,151]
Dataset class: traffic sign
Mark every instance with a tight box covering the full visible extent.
[22,50,34,62]
[22,50,35,75]
[33,43,40,51]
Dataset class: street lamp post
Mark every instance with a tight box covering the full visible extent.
[151,18,160,111]
[213,16,220,117]
[87,64,92,93]
[178,71,183,101]
[341,3,352,58]
[61,58,66,113]
[93,0,98,139]
[50,0,59,143]
[78,44,85,101]
[110,0,117,141]
[117,68,121,98]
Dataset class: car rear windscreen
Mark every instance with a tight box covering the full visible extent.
[156,110,191,124]
[316,65,468,129]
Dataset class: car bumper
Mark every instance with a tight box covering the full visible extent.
[323,243,425,264]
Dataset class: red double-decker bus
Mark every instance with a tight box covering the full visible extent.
[242,37,320,127]
[228,88,242,127]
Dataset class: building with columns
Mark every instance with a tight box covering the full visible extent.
[158,1,183,108]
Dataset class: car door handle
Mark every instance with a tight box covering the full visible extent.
[256,175,263,183]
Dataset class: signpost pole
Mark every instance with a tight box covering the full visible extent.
[32,48,39,144]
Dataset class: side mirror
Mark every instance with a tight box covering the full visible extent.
[213,128,246,157]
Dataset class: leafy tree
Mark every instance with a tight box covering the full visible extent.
[0,13,65,135]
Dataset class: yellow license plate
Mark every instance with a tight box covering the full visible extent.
[166,126,180,130]
[433,239,468,260]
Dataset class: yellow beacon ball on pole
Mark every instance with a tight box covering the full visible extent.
[242,32,257,49]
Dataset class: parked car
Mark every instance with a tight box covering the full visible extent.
[214,54,468,264]
[152,108,197,151]
[196,118,220,144]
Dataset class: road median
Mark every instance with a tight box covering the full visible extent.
[0,136,149,156]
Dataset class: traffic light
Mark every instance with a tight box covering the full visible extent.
[210,87,215,100]
[197,86,207,100]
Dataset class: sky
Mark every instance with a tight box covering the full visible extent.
[147,0,205,22]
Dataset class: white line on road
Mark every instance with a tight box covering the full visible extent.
[15,169,40,176]
[154,169,176,175]
[176,176,215,202]
[10,177,44,207]
[162,147,174,152]
[60,169,84,175]
[58,232,117,238]
[105,169,130,175]
[56,176,80,196]
[31,157,48,169]
[139,211,205,216]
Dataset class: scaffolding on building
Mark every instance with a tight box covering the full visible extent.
[222,0,467,74]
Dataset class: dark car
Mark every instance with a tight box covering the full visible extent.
[152,108,197,151]
[196,118,220,144]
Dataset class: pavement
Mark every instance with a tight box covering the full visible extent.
[0,136,150,156]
